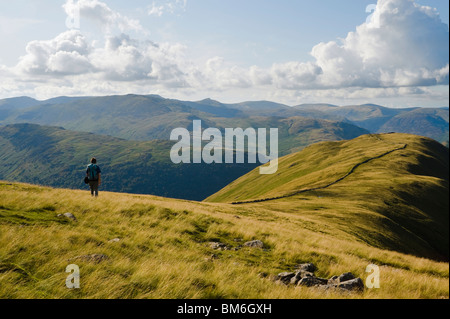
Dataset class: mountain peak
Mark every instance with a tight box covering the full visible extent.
[196,98,223,106]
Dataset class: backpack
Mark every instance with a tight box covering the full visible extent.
[87,164,99,181]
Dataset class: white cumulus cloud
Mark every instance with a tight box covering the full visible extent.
[63,0,143,32]
[16,30,92,76]
[185,0,448,96]
[0,0,448,105]
[308,0,449,89]
[148,0,187,17]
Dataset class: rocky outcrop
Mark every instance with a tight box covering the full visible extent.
[296,263,316,273]
[298,276,328,287]
[275,272,296,285]
[243,240,264,248]
[273,263,364,293]
[290,270,314,285]
[335,278,364,292]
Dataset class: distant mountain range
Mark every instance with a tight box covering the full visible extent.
[0,94,372,155]
[0,94,448,200]
[0,95,448,145]
[293,103,449,144]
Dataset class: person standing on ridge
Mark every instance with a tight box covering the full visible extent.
[86,157,101,197]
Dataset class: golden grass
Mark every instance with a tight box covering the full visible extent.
[0,181,448,299]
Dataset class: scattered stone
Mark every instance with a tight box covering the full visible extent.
[70,254,108,263]
[275,272,296,285]
[297,276,328,287]
[258,272,269,279]
[295,263,316,273]
[233,238,243,242]
[265,262,364,293]
[338,272,355,283]
[290,270,314,285]
[108,238,121,243]
[243,240,264,248]
[326,272,356,286]
[58,213,77,222]
[208,242,228,250]
[337,278,364,292]
[327,275,339,285]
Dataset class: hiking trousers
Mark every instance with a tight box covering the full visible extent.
[89,180,99,197]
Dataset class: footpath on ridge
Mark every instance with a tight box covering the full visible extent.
[232,137,408,205]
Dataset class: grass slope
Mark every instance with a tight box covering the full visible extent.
[206,134,449,261]
[0,181,448,299]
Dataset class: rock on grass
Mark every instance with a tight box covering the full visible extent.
[58,213,77,222]
[243,240,264,248]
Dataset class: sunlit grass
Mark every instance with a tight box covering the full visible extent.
[0,180,448,299]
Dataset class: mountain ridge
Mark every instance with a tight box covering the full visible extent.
[1,94,447,144]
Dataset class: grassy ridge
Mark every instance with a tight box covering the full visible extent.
[205,134,448,203]
[206,134,449,261]
[0,181,448,299]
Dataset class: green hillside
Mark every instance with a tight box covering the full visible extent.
[0,123,257,201]
[206,133,449,261]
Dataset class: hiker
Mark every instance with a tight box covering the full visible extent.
[86,157,101,197]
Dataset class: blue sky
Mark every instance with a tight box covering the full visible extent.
[0,0,448,107]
